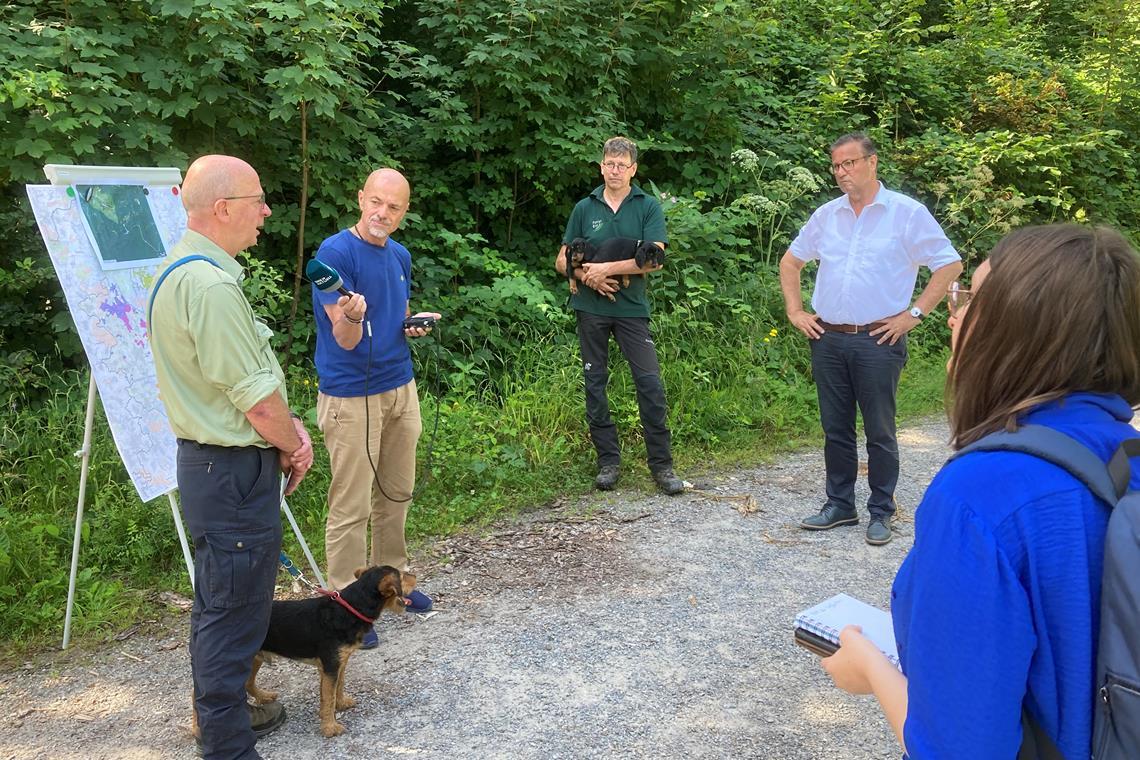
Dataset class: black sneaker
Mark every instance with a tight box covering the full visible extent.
[800,504,859,531]
[652,468,684,496]
[595,465,620,491]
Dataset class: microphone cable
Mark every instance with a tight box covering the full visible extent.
[361,310,442,505]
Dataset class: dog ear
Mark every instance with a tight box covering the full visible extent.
[377,571,400,598]
[353,566,370,579]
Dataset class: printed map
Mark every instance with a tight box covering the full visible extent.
[26,184,186,502]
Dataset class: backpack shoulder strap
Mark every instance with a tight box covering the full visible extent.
[147,255,222,328]
[951,424,1125,506]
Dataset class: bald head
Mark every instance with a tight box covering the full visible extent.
[182,155,258,216]
[362,168,410,201]
[356,168,410,246]
[180,155,271,256]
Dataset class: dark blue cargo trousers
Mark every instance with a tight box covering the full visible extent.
[576,311,674,473]
[809,330,908,518]
[177,441,282,760]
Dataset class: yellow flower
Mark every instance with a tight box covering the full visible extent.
[763,337,770,343]
[303,378,311,386]
[769,328,778,337]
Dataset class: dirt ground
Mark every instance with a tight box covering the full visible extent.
[0,418,954,759]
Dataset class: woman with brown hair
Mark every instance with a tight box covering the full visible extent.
[820,224,1140,758]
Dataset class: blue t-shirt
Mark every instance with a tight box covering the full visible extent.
[892,392,1138,759]
[312,230,413,397]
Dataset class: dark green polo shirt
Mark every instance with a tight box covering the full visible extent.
[561,184,668,318]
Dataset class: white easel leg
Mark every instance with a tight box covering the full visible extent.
[62,373,98,650]
[167,492,194,590]
[279,476,326,589]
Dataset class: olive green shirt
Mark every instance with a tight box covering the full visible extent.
[561,183,668,318]
[149,230,287,448]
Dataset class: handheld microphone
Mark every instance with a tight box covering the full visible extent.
[305,259,351,297]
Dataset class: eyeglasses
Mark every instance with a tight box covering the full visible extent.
[223,193,266,204]
[829,155,873,175]
[601,161,633,172]
[947,281,974,317]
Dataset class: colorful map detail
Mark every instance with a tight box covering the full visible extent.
[27,184,186,503]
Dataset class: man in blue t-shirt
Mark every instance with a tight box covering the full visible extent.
[311,168,439,645]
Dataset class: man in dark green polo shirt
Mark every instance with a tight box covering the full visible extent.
[149,154,314,760]
[554,136,684,495]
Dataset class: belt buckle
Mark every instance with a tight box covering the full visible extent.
[845,323,860,334]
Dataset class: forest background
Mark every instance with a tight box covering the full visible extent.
[1,0,1138,648]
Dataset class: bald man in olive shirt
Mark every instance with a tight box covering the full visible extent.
[150,155,312,760]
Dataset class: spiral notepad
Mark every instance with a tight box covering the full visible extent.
[794,593,900,668]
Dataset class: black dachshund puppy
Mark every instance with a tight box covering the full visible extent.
[566,237,665,300]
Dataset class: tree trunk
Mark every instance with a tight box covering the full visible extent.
[282,100,309,370]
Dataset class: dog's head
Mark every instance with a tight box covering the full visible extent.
[568,237,591,268]
[354,565,417,615]
[634,240,665,269]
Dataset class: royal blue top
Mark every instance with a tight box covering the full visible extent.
[892,392,1138,759]
[312,230,413,397]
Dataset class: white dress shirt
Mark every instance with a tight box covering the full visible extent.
[789,182,959,325]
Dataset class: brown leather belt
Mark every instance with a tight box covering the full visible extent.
[818,320,886,334]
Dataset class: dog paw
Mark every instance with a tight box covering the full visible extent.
[336,695,357,711]
[321,721,346,737]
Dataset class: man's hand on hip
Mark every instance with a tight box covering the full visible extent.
[870,312,920,345]
[788,309,824,339]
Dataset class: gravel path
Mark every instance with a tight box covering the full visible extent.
[0,416,954,760]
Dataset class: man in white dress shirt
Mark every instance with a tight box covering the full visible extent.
[779,133,961,545]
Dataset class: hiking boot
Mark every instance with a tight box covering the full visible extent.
[652,468,684,496]
[865,517,893,546]
[250,700,287,738]
[194,702,286,756]
[800,504,859,531]
[360,626,379,650]
[595,465,620,491]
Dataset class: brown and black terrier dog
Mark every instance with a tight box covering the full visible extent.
[246,565,414,737]
[566,237,666,300]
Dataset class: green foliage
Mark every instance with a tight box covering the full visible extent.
[2,0,1140,647]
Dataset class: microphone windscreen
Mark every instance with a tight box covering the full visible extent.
[305,259,345,294]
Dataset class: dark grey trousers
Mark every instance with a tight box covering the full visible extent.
[576,311,674,472]
[177,441,281,760]
[809,330,908,518]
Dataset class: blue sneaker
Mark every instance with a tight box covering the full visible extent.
[404,589,433,613]
[360,627,379,650]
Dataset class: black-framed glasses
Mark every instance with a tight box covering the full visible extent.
[829,155,873,175]
[223,192,266,204]
[947,281,974,317]
[601,161,633,172]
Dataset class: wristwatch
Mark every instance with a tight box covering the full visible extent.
[909,305,924,319]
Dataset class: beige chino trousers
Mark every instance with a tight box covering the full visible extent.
[318,380,421,590]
